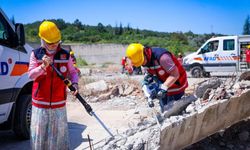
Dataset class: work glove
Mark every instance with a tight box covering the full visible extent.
[157,84,167,99]
[157,89,167,99]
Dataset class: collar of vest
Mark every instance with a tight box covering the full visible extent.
[33,47,70,61]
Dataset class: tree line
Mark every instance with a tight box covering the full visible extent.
[24,18,225,55]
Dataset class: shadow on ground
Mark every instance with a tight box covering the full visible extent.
[68,122,87,150]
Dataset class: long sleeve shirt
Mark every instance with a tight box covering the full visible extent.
[28,51,78,84]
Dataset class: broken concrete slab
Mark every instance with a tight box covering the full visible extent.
[239,71,250,81]
[162,95,197,118]
[85,80,108,94]
[159,90,250,150]
[195,78,222,98]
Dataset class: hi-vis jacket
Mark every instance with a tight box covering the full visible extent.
[32,47,70,109]
[143,47,188,95]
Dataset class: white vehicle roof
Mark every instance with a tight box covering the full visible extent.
[209,35,250,41]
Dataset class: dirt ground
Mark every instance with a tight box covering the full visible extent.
[0,65,249,150]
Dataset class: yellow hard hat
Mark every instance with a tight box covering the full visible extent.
[126,43,144,67]
[247,45,250,49]
[70,51,74,55]
[39,21,61,44]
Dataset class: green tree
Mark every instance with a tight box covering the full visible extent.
[97,23,106,33]
[118,23,123,35]
[243,15,250,35]
[73,19,82,30]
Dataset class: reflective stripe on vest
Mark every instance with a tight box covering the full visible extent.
[32,99,66,106]
[168,80,188,92]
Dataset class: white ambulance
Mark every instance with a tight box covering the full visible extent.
[183,35,250,77]
[0,8,33,139]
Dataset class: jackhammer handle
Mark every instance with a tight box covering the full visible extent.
[50,64,93,115]
[75,93,93,115]
[67,82,93,115]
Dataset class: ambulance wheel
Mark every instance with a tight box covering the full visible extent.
[191,66,203,78]
[13,94,32,139]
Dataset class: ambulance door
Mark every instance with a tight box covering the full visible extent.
[0,12,20,123]
[218,39,237,71]
[199,40,220,72]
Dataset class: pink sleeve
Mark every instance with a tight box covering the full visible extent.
[28,52,46,80]
[67,56,78,84]
[159,53,176,73]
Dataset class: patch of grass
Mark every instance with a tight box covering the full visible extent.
[76,57,88,67]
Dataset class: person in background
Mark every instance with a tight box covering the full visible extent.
[246,45,250,68]
[69,48,81,77]
[28,20,78,150]
[121,56,127,74]
[177,52,183,65]
[126,43,188,112]
[121,56,134,75]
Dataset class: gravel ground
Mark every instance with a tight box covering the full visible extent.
[0,66,248,150]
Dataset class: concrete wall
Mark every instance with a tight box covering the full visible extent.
[70,44,128,64]
[28,43,128,64]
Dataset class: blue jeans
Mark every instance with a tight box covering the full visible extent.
[159,92,185,112]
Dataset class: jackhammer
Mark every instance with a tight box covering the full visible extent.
[142,74,165,127]
[50,64,114,138]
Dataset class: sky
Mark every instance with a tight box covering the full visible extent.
[0,0,250,35]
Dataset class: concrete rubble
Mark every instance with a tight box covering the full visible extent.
[79,71,250,150]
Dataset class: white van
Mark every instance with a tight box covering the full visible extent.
[183,35,250,77]
[0,8,33,139]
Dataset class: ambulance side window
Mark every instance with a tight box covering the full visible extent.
[202,40,219,53]
[0,14,16,48]
[223,39,235,51]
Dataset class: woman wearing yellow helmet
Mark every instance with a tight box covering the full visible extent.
[126,43,188,112]
[29,20,79,150]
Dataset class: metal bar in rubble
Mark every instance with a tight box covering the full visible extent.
[87,134,93,150]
